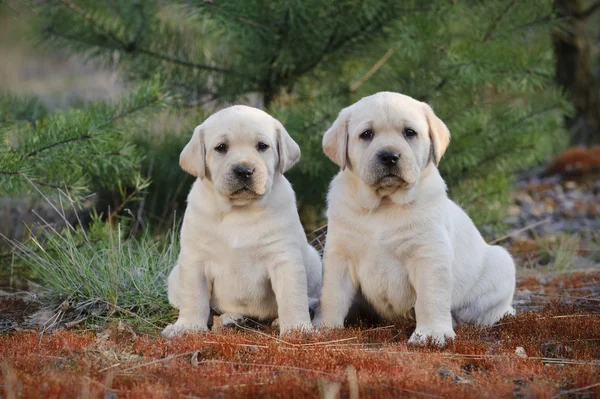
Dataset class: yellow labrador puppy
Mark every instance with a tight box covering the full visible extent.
[313,92,515,345]
[162,105,322,338]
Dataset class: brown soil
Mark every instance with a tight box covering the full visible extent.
[1,272,599,398]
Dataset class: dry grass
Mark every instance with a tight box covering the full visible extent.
[1,272,599,398]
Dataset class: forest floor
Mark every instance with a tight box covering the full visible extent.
[1,270,599,398]
[1,149,600,398]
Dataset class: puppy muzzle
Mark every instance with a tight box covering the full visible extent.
[366,149,406,188]
[224,163,265,199]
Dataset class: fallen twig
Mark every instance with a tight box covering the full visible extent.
[202,359,338,377]
[115,351,195,374]
[489,218,551,244]
[228,322,299,347]
[350,47,396,92]
[550,382,600,398]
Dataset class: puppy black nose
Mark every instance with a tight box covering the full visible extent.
[378,151,400,166]
[233,165,254,179]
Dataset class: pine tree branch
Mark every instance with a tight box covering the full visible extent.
[23,96,160,160]
[513,15,553,31]
[47,26,246,77]
[108,188,140,221]
[181,93,218,109]
[294,9,398,79]
[35,181,69,189]
[262,6,292,106]
[97,96,161,128]
[135,47,250,77]
[568,1,600,19]
[449,143,536,185]
[0,170,73,189]
[420,77,449,103]
[201,3,276,32]
[417,7,555,102]
[132,1,146,44]
[44,27,122,51]
[483,0,519,42]
[488,67,554,80]
[451,104,563,156]
[54,0,251,78]
[292,2,425,81]
[89,151,124,157]
[26,133,93,158]
[58,0,127,47]
[350,47,396,92]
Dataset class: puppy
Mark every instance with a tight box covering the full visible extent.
[313,92,515,345]
[162,105,322,338]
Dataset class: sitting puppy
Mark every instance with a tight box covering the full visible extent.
[313,92,515,345]
[162,105,322,338]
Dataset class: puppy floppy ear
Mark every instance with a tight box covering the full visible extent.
[180,125,207,179]
[275,120,301,174]
[422,103,450,166]
[322,108,349,170]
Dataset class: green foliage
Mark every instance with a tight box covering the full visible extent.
[0,79,169,201]
[33,0,425,102]
[19,0,570,232]
[128,110,201,230]
[0,0,576,328]
[0,93,48,124]
[8,215,178,329]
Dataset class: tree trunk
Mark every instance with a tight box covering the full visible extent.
[553,0,600,145]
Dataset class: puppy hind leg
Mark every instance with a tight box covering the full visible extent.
[462,246,516,326]
[485,246,516,324]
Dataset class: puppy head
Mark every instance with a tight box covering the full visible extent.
[323,92,450,191]
[180,105,300,205]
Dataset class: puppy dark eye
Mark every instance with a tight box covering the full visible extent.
[215,143,228,153]
[360,129,374,140]
[257,142,269,152]
[404,128,417,138]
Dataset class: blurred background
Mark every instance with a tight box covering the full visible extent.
[0,0,598,307]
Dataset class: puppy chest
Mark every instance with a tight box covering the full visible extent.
[355,252,416,317]
[340,227,417,317]
[207,261,278,317]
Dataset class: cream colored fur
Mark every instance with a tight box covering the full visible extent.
[162,105,322,338]
[313,92,515,346]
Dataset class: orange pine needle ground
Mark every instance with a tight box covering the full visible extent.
[1,272,599,398]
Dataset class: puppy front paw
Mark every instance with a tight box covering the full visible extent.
[279,322,314,336]
[311,315,344,329]
[408,328,456,347]
[161,319,208,338]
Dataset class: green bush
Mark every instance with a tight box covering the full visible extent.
[0,80,168,201]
